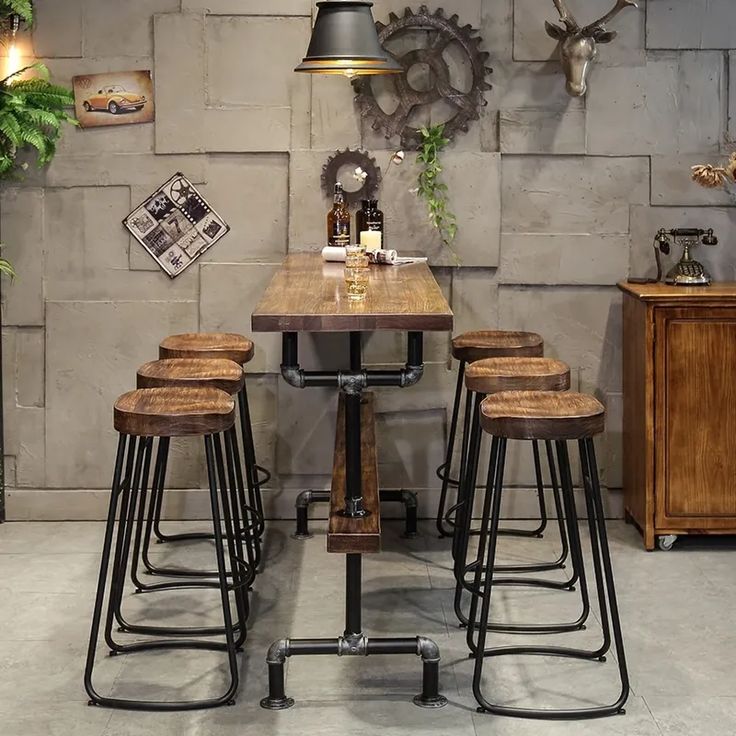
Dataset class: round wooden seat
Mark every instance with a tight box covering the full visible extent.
[114,388,236,437]
[451,330,544,363]
[465,357,571,395]
[137,359,245,395]
[159,333,255,366]
[480,391,605,441]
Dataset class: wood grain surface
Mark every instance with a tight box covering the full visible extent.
[159,332,255,365]
[114,387,236,437]
[618,281,736,305]
[251,253,453,333]
[465,357,570,395]
[480,391,605,441]
[137,358,245,395]
[621,293,656,550]
[621,287,736,549]
[655,307,736,534]
[327,392,381,554]
[451,330,544,363]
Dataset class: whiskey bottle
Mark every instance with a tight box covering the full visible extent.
[327,182,351,247]
[356,199,385,248]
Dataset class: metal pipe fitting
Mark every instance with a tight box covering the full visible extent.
[280,364,306,389]
[417,636,441,663]
[266,638,290,665]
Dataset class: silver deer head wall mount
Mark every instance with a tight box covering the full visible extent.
[545,0,638,97]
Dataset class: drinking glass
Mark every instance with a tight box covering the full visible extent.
[344,245,369,302]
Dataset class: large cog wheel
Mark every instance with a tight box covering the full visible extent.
[321,148,382,206]
[352,5,493,149]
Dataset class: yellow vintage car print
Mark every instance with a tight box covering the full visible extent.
[82,85,146,115]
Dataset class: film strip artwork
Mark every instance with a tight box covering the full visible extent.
[124,173,230,278]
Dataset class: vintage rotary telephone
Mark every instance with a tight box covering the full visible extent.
[629,228,718,286]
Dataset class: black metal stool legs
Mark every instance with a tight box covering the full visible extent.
[449,393,584,633]
[85,432,245,711]
[436,360,466,537]
[150,383,268,563]
[469,437,630,720]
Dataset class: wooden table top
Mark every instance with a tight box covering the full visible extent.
[252,253,454,333]
[618,281,736,303]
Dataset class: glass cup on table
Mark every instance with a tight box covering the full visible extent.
[344,244,370,302]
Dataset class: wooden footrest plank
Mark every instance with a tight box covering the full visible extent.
[327,392,381,554]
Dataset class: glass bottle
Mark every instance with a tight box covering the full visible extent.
[327,182,351,247]
[356,199,385,248]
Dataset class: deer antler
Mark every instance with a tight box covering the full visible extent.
[552,0,579,30]
[584,0,638,32]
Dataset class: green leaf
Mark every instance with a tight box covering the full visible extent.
[1,0,33,24]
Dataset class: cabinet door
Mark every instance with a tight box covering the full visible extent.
[655,307,736,528]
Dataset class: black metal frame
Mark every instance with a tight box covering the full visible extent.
[84,431,249,711]
[468,437,630,720]
[261,331,447,710]
[291,331,420,537]
[450,391,579,634]
[147,379,270,572]
[437,361,553,539]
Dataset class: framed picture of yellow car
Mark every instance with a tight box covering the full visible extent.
[72,70,154,128]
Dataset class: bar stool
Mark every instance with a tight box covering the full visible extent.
[133,358,263,585]
[468,391,629,720]
[437,330,545,538]
[84,388,249,711]
[157,333,269,560]
[452,357,580,634]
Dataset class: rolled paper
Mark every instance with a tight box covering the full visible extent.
[371,249,399,265]
[360,230,382,252]
[322,246,347,263]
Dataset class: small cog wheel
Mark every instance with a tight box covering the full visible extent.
[352,5,493,149]
[169,176,194,206]
[321,148,382,206]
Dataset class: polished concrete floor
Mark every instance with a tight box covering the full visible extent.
[0,518,734,735]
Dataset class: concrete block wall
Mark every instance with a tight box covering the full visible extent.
[2,0,734,520]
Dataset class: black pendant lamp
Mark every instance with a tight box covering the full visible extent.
[295,1,403,76]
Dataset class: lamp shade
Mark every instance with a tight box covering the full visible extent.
[295,1,403,76]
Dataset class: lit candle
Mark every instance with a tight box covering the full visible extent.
[360,230,382,253]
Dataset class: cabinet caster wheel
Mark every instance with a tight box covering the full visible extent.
[657,535,677,551]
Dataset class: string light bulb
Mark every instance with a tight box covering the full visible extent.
[5,14,22,79]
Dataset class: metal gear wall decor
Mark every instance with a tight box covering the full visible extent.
[352,6,493,149]
[321,148,382,206]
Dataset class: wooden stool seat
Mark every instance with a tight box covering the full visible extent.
[480,391,605,441]
[137,359,245,395]
[451,330,544,363]
[465,357,570,395]
[114,388,236,437]
[159,333,255,366]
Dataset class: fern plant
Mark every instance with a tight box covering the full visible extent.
[416,124,458,260]
[0,61,77,277]
[0,62,77,175]
[0,0,32,26]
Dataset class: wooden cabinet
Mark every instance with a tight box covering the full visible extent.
[619,282,736,550]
